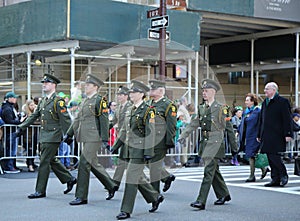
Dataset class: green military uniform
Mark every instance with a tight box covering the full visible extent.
[110,86,132,187]
[67,74,116,201]
[147,80,177,192]
[19,74,74,195]
[112,81,160,215]
[179,79,238,206]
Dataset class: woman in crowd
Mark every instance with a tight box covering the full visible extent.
[22,99,39,172]
[239,93,269,182]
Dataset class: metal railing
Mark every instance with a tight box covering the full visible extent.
[1,124,299,173]
[0,124,79,174]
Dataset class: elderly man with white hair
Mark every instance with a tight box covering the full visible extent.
[257,82,293,187]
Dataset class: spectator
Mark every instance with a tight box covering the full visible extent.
[230,106,243,166]
[239,93,269,182]
[1,92,26,173]
[67,101,80,168]
[22,99,39,172]
[257,82,293,187]
[177,96,191,124]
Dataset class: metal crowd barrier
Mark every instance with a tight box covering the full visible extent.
[1,124,299,174]
[0,124,79,174]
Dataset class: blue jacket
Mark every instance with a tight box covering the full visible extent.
[238,106,261,158]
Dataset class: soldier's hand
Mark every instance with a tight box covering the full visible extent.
[177,138,186,145]
[102,141,110,151]
[144,155,152,161]
[15,128,24,137]
[63,134,73,145]
[110,148,118,155]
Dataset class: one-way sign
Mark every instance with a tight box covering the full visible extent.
[148,29,170,42]
[151,15,169,29]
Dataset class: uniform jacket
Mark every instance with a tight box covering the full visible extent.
[67,94,109,142]
[257,94,293,154]
[238,106,261,157]
[111,101,155,159]
[148,97,177,149]
[19,93,71,143]
[109,101,132,158]
[179,100,238,159]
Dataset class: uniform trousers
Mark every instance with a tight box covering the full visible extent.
[121,158,159,214]
[148,148,170,192]
[113,157,129,186]
[267,152,288,182]
[75,142,115,200]
[36,142,73,193]
[196,158,229,204]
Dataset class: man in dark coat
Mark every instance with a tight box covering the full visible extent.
[257,82,293,187]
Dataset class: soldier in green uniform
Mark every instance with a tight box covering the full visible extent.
[64,74,118,205]
[178,79,238,210]
[112,80,164,220]
[17,73,77,199]
[110,86,132,190]
[147,79,177,192]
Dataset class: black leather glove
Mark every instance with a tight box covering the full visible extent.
[110,148,118,154]
[144,155,152,161]
[177,138,186,145]
[15,128,24,137]
[102,141,110,152]
[63,134,73,145]
[166,145,175,149]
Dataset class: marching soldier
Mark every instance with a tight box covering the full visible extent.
[112,80,163,220]
[64,74,118,205]
[18,73,77,199]
[147,79,177,192]
[178,79,238,210]
[110,86,132,190]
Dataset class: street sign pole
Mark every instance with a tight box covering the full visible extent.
[159,0,166,81]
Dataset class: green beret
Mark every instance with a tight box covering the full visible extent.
[201,79,221,91]
[149,79,166,89]
[129,80,150,93]
[85,74,104,87]
[117,86,129,95]
[41,73,61,84]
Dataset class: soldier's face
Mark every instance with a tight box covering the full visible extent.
[149,87,163,100]
[42,82,56,94]
[85,83,98,96]
[129,91,143,104]
[117,94,128,104]
[202,88,215,101]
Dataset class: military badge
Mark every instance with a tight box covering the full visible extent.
[58,101,65,107]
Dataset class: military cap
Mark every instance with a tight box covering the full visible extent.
[149,79,166,89]
[117,86,129,95]
[201,79,221,91]
[85,74,104,87]
[129,80,150,93]
[41,73,61,84]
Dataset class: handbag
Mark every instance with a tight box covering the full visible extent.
[255,153,269,168]
[294,158,300,176]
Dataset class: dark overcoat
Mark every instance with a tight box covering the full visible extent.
[257,94,293,154]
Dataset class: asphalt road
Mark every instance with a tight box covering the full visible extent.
[0,163,299,221]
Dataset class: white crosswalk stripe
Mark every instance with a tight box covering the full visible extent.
[173,164,300,195]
